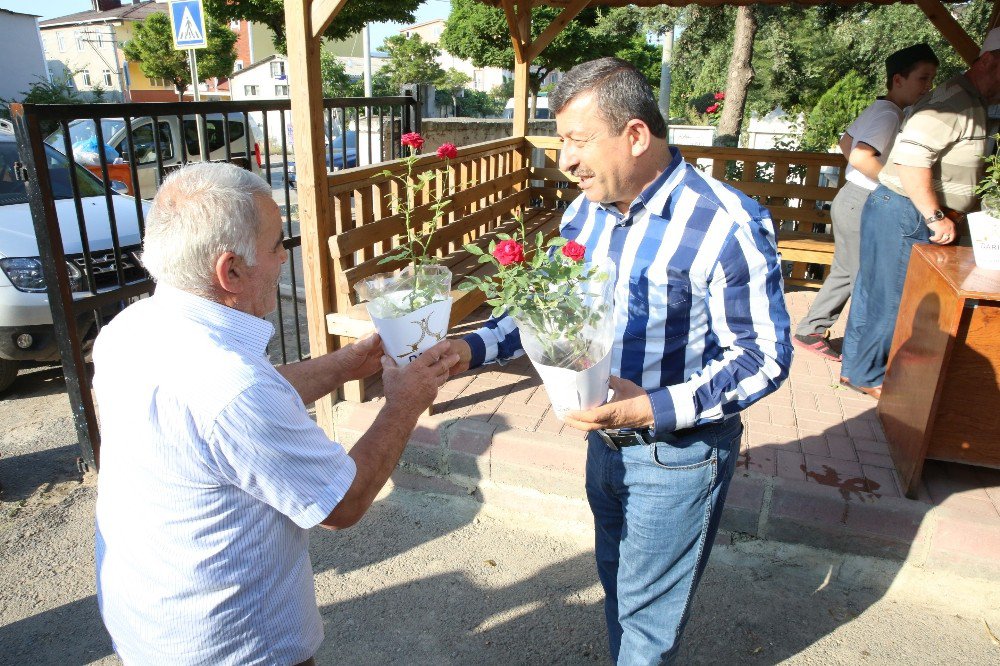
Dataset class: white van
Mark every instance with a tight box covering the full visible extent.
[502,96,551,120]
[45,114,264,198]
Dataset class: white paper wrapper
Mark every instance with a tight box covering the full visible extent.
[968,211,1000,270]
[530,348,613,419]
[355,265,453,366]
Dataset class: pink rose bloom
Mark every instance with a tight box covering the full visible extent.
[401,132,424,150]
[714,92,726,101]
[706,104,719,114]
[492,240,525,266]
[436,143,458,159]
[561,240,586,262]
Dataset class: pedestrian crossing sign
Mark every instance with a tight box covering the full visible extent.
[169,0,208,50]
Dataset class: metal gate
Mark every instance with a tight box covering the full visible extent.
[8,95,419,471]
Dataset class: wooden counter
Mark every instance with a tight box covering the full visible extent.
[879,244,1000,498]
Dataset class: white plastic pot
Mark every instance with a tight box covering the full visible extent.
[367,296,453,366]
[967,211,1000,270]
[529,349,613,420]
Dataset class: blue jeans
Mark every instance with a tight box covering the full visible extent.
[585,418,743,665]
[841,186,930,388]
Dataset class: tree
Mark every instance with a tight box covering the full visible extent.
[123,13,237,101]
[320,51,362,97]
[202,0,423,53]
[435,68,472,116]
[801,71,872,151]
[380,34,444,90]
[440,0,624,101]
[717,6,758,143]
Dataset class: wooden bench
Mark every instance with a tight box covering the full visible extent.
[325,137,566,400]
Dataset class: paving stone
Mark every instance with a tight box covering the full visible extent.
[768,405,797,427]
[720,472,765,534]
[775,450,807,482]
[802,455,868,493]
[799,434,831,457]
[861,464,902,498]
[824,434,859,462]
[854,438,890,455]
[497,395,549,418]
[857,450,895,469]
[447,419,496,457]
[488,412,540,431]
[793,408,846,425]
[739,449,776,475]
[491,428,586,477]
[797,419,844,439]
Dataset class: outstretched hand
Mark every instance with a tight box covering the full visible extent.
[562,376,655,432]
[336,333,385,383]
[381,340,459,419]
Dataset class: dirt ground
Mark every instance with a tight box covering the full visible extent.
[2,365,1000,665]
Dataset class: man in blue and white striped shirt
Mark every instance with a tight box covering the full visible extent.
[93,163,458,665]
[447,59,792,663]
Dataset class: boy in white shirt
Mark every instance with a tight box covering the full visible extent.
[794,44,938,360]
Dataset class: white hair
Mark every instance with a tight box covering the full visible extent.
[141,162,272,296]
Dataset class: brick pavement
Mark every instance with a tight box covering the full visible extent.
[342,290,1000,578]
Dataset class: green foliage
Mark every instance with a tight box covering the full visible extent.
[4,72,84,105]
[435,68,472,115]
[320,52,362,97]
[202,0,423,53]
[976,134,1000,215]
[122,13,236,99]
[614,35,662,98]
[456,90,504,118]
[380,34,444,89]
[801,72,873,152]
[441,0,626,95]
[459,221,604,367]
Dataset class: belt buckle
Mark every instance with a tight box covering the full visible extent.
[597,429,619,451]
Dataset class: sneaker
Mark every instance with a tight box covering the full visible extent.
[793,333,842,361]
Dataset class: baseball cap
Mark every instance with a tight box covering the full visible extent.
[980,26,1000,55]
[885,43,938,80]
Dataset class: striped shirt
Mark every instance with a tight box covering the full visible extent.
[93,285,356,665]
[466,147,792,438]
[879,73,991,212]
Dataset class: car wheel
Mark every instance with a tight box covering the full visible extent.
[0,359,18,394]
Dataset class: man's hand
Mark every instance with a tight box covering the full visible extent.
[562,376,655,432]
[445,338,473,376]
[334,333,385,383]
[927,217,957,245]
[382,340,459,418]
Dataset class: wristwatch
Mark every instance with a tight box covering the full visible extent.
[924,209,946,226]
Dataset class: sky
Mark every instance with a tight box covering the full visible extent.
[0,0,451,51]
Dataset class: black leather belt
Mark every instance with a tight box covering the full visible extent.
[597,428,655,451]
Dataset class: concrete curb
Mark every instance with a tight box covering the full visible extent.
[333,401,1000,580]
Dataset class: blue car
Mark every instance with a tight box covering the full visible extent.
[287,131,357,187]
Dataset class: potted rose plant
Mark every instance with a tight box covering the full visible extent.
[970,134,1000,270]
[460,219,616,418]
[353,133,461,364]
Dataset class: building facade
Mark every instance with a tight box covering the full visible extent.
[0,8,50,103]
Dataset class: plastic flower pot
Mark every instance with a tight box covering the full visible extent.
[355,265,453,366]
[967,211,1000,270]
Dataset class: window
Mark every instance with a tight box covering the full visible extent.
[244,85,259,96]
[234,60,244,71]
[82,71,92,86]
[57,33,65,52]
[115,121,174,165]
[75,31,84,51]
[274,85,289,96]
[270,61,285,79]
[103,70,113,86]
[182,118,246,156]
[229,20,241,31]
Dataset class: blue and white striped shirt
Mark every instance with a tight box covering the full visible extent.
[466,147,792,438]
[94,285,356,665]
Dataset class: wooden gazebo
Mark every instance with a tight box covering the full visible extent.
[282,0,998,433]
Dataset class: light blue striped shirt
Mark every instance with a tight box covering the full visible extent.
[94,285,356,665]
[466,147,792,438]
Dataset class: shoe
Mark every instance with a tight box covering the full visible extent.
[839,376,882,400]
[793,333,842,361]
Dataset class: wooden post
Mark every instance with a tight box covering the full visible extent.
[285,0,343,434]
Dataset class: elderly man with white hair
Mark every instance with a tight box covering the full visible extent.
[93,162,457,665]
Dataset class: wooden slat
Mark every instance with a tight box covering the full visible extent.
[767,205,831,226]
[530,166,578,182]
[915,0,980,65]
[310,0,349,39]
[727,181,839,201]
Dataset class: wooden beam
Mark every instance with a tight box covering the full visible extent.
[527,0,590,62]
[286,0,339,432]
[310,0,349,40]
[915,0,980,65]
[500,0,527,63]
[513,60,530,137]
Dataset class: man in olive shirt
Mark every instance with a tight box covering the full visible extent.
[840,27,1000,398]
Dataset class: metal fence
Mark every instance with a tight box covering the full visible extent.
[8,95,419,470]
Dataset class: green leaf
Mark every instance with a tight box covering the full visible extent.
[465,244,485,256]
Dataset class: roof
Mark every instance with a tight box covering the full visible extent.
[0,8,40,18]
[228,54,283,79]
[38,0,164,29]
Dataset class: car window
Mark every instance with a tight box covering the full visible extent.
[0,141,106,206]
[117,122,174,165]
[45,118,126,152]
[183,118,245,155]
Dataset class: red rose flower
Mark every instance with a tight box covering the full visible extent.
[706,103,719,114]
[401,132,424,150]
[561,240,586,262]
[714,92,726,101]
[436,143,458,160]
[492,239,525,266]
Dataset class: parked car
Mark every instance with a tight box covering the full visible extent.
[287,130,358,188]
[45,114,265,199]
[0,128,148,393]
[502,96,551,119]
